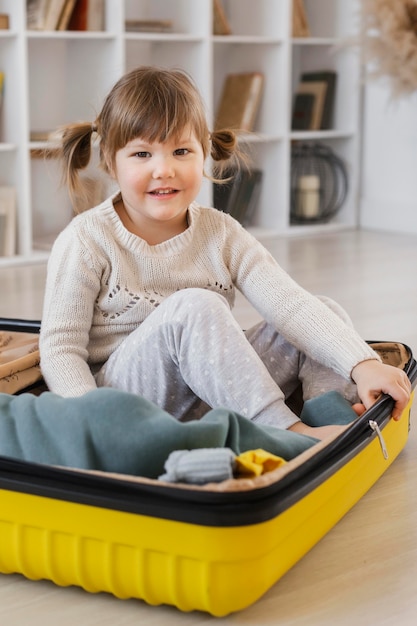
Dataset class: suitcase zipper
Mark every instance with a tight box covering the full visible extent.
[369,420,388,460]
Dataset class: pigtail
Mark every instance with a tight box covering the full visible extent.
[209,128,249,181]
[210,129,237,162]
[59,121,97,213]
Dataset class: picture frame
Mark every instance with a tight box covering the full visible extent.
[0,186,17,257]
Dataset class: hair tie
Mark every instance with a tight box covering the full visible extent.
[91,123,98,133]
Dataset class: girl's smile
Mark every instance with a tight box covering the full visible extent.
[149,188,179,197]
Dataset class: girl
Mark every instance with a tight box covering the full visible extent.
[39,66,411,440]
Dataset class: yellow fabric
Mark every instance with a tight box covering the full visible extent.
[235,448,287,478]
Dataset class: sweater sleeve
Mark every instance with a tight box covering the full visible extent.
[221,216,379,379]
[39,226,102,397]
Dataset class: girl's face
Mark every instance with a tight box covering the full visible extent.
[111,126,205,242]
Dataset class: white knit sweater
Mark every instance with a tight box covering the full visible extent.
[40,193,378,397]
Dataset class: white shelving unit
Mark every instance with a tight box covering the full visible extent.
[0,0,361,266]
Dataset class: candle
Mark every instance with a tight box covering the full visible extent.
[296,174,320,218]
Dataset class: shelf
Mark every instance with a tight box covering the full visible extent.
[26,30,115,40]
[0,0,361,266]
[213,35,284,45]
[238,133,286,144]
[292,37,340,45]
[124,32,204,42]
[291,130,356,140]
[0,251,49,268]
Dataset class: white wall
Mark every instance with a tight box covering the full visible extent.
[360,80,417,234]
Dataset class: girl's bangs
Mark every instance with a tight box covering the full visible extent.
[120,94,203,146]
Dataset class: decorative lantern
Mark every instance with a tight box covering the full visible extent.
[290,142,348,224]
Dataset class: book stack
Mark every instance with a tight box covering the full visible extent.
[291,71,337,131]
[213,169,263,227]
[215,72,264,132]
[26,0,105,31]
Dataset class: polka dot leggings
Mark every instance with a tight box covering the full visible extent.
[95,288,359,429]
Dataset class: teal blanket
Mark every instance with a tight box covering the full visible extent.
[0,389,356,479]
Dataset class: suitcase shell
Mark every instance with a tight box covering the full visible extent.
[0,318,416,616]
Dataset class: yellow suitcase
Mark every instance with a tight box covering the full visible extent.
[0,318,415,616]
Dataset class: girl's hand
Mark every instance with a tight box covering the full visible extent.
[351,359,412,421]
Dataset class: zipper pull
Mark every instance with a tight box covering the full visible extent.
[369,420,389,460]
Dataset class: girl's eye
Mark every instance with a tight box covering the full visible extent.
[135,151,150,158]
[174,148,189,156]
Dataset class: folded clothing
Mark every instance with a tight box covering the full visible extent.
[0,330,42,394]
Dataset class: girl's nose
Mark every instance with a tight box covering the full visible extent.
[152,156,175,179]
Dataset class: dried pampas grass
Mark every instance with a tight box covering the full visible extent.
[361,0,417,96]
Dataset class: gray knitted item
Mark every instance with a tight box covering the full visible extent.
[159,448,237,484]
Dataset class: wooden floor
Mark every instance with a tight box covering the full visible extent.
[1,228,417,625]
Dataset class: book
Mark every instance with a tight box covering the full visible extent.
[30,147,60,159]
[214,168,263,226]
[0,14,9,29]
[85,0,104,31]
[29,129,62,141]
[292,0,310,37]
[293,80,327,130]
[26,0,51,30]
[67,0,87,30]
[125,19,173,33]
[233,169,263,226]
[213,0,232,35]
[43,0,67,30]
[215,72,264,132]
[213,175,235,214]
[0,186,16,257]
[0,71,4,112]
[300,70,337,130]
[291,92,314,130]
[0,72,4,141]
[57,0,78,30]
